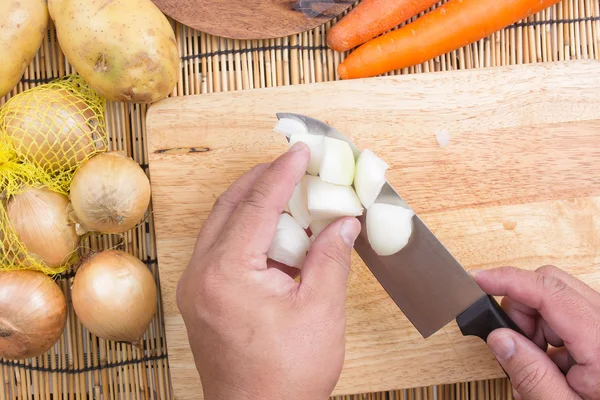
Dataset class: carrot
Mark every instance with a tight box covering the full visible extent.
[327,0,439,52]
[338,0,562,79]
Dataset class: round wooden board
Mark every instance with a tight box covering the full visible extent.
[151,0,354,39]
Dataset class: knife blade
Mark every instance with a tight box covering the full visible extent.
[276,112,524,342]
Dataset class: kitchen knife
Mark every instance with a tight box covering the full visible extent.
[276,112,524,343]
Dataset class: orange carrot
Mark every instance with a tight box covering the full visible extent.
[327,0,439,52]
[338,0,562,79]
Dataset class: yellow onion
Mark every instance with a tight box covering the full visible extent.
[0,270,67,360]
[7,186,79,270]
[1,88,106,173]
[71,250,157,345]
[69,152,151,234]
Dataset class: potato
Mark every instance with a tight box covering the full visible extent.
[0,0,49,98]
[48,0,179,104]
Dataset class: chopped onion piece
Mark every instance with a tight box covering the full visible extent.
[435,128,450,148]
[305,176,363,220]
[354,149,389,208]
[319,137,355,186]
[309,218,336,238]
[274,118,308,138]
[288,176,311,229]
[267,213,311,268]
[367,203,415,256]
[290,133,324,176]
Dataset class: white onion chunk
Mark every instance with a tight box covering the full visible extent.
[274,118,308,138]
[267,213,311,268]
[354,149,389,208]
[288,176,311,229]
[289,133,325,176]
[367,203,415,256]
[305,176,363,220]
[319,137,355,186]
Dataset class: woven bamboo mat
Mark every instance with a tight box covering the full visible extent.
[1,0,599,399]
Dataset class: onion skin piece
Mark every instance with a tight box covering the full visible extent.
[0,270,67,360]
[71,250,157,345]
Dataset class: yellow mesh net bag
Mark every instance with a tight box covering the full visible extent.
[0,75,107,276]
[0,75,108,190]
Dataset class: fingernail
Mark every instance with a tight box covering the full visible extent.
[488,333,515,361]
[289,141,306,152]
[340,219,360,248]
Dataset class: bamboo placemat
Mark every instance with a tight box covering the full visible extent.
[1,0,598,398]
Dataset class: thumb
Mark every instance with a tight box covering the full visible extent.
[487,329,580,400]
[299,217,361,304]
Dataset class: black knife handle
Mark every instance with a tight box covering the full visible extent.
[456,295,526,382]
[457,295,525,341]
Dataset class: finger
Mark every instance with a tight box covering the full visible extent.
[567,363,600,399]
[218,142,310,259]
[487,329,580,400]
[539,319,564,348]
[500,297,564,350]
[267,259,300,280]
[536,265,600,309]
[473,267,600,364]
[500,296,538,340]
[298,217,360,305]
[548,347,577,374]
[194,163,270,254]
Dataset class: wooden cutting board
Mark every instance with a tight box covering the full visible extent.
[147,60,600,399]
[151,0,354,39]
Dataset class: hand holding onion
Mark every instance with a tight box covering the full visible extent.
[69,152,151,234]
[176,144,362,399]
[0,270,67,360]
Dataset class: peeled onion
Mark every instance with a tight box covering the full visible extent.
[267,213,311,267]
[354,149,389,208]
[288,176,311,229]
[1,88,106,173]
[69,152,151,234]
[367,203,415,256]
[6,186,78,270]
[289,132,325,176]
[0,270,67,360]
[309,218,336,238]
[274,118,308,138]
[305,175,363,220]
[71,250,157,345]
[319,137,355,186]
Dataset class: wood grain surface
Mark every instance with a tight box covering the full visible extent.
[150,0,354,39]
[146,60,600,399]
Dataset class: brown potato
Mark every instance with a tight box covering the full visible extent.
[48,0,179,104]
[0,0,49,98]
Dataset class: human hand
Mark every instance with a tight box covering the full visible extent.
[473,266,600,400]
[176,142,361,400]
